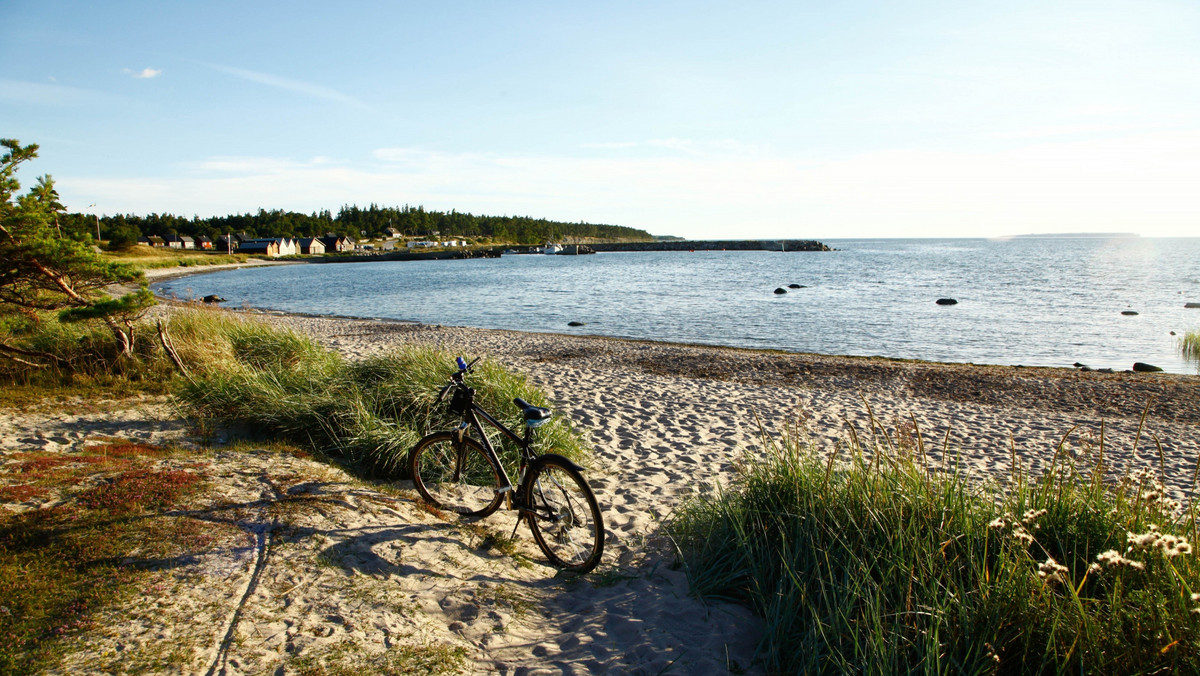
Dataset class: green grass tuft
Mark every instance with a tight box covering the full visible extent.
[668,418,1200,674]
[1181,329,1200,371]
[170,308,589,479]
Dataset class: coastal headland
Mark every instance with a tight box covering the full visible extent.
[591,239,832,252]
[308,239,834,264]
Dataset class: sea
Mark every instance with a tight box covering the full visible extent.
[152,237,1200,375]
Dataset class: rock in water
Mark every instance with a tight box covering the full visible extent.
[1186,302,1200,309]
[202,295,226,304]
[774,288,787,295]
[567,321,585,327]
[787,284,807,289]
[936,298,958,305]
[1132,362,1163,372]
[1121,310,1139,316]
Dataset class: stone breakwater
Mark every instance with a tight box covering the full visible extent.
[590,239,832,252]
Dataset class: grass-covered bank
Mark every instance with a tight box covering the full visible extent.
[169,308,588,477]
[669,420,1200,674]
[104,243,248,270]
[2,304,587,478]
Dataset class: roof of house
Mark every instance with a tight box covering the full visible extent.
[238,241,277,251]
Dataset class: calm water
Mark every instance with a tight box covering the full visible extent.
[154,237,1200,374]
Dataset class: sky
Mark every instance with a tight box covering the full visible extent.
[2,0,1199,239]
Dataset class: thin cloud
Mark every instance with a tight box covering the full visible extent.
[124,68,162,79]
[580,138,762,156]
[209,63,369,110]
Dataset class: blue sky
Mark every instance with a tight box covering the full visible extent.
[3,0,1198,238]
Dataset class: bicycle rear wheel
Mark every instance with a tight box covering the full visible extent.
[409,432,503,517]
[523,458,604,573]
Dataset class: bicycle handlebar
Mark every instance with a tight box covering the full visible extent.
[437,356,481,403]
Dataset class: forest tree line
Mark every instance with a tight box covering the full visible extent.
[55,204,654,247]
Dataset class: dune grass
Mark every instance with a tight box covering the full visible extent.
[1182,329,1200,371]
[169,307,588,478]
[668,414,1200,674]
[3,303,586,477]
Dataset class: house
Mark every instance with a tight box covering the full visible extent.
[385,227,402,238]
[241,238,297,256]
[196,236,213,250]
[298,238,326,255]
[319,235,355,253]
[276,238,298,256]
[146,235,166,247]
[216,235,238,252]
[162,234,186,249]
[237,239,280,257]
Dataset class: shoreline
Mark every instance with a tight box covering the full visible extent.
[146,262,1200,382]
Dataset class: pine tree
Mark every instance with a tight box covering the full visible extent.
[0,139,154,365]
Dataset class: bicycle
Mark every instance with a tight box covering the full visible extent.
[408,356,605,573]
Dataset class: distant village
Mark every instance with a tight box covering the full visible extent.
[138,230,466,257]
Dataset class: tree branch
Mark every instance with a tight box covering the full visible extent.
[0,340,60,367]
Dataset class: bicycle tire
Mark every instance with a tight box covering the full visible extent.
[409,431,504,517]
[523,457,604,573]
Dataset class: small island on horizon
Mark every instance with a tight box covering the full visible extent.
[1008,232,1141,239]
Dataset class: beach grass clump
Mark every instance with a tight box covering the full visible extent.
[171,308,587,478]
[668,419,1200,674]
[1181,329,1200,370]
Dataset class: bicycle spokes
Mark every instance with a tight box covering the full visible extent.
[526,463,601,570]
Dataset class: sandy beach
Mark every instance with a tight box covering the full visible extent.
[4,292,1200,674]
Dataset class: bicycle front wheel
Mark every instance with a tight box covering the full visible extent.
[523,458,604,573]
[409,432,503,517]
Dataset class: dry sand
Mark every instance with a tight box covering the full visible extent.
[3,301,1200,675]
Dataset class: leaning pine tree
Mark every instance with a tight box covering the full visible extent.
[0,138,154,367]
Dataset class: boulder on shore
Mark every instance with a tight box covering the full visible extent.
[202,295,226,304]
[1133,362,1163,373]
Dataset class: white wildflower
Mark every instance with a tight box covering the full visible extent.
[1022,509,1048,525]
[1038,557,1070,585]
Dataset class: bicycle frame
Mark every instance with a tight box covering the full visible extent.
[457,400,538,509]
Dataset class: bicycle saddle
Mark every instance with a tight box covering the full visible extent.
[513,398,552,421]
